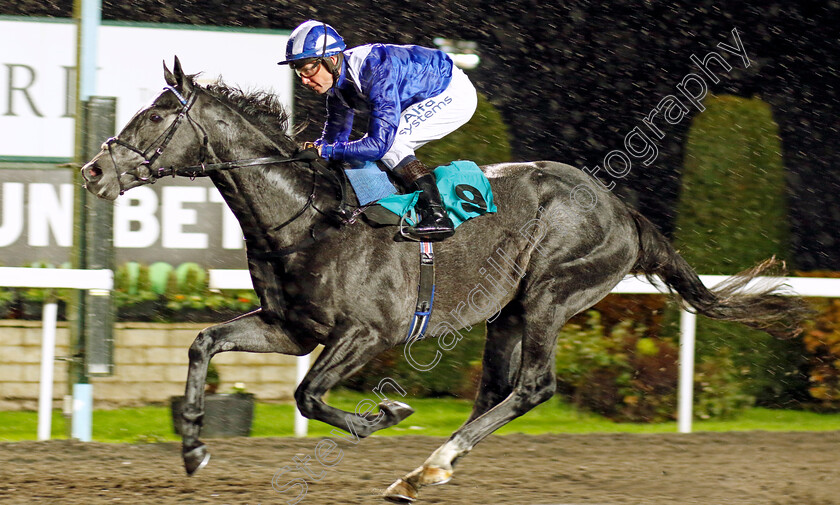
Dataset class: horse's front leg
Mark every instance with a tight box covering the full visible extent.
[181,309,317,475]
[464,305,523,425]
[295,326,414,438]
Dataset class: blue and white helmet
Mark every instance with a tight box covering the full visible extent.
[278,20,346,65]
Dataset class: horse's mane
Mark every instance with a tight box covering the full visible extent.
[201,79,296,148]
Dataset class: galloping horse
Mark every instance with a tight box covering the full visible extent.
[81,58,808,503]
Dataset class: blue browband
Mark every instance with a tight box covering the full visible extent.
[164,85,188,106]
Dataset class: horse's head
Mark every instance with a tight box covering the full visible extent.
[82,57,209,200]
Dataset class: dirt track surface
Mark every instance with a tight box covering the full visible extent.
[1,432,838,505]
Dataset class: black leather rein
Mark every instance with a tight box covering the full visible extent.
[153,148,321,179]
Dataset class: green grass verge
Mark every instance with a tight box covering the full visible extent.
[3,389,840,443]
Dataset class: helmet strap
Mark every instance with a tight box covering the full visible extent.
[318,22,342,92]
[322,22,328,58]
[322,53,344,92]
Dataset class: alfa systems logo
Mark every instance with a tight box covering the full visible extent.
[398,96,454,136]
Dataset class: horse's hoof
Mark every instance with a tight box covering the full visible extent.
[382,478,418,503]
[380,399,415,424]
[183,444,211,475]
[383,464,452,502]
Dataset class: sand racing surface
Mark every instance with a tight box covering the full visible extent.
[1,431,838,504]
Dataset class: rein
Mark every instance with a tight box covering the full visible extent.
[154,151,319,179]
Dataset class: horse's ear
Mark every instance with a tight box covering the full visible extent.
[163,60,176,86]
[164,56,194,93]
[173,56,185,84]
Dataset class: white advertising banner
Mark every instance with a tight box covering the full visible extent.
[0,17,293,160]
[0,17,294,267]
[1,169,248,267]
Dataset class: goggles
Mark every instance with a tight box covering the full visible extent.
[293,59,322,79]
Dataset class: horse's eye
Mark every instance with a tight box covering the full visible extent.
[150,114,163,123]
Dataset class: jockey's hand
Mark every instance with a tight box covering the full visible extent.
[301,141,323,157]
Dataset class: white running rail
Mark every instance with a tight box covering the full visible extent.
[5,266,835,440]
[0,267,113,441]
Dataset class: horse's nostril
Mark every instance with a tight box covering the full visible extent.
[88,164,102,178]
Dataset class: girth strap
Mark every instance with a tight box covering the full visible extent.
[404,241,435,343]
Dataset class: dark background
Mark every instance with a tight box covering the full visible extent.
[4,0,838,270]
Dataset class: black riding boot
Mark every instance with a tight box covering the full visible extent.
[394,159,455,241]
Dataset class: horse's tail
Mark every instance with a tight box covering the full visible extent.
[628,208,810,339]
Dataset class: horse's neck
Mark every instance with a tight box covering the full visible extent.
[201,105,317,252]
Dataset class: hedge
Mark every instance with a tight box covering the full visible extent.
[672,94,806,406]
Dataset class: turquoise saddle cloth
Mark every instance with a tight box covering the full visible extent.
[344,160,497,227]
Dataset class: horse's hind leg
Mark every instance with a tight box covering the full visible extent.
[181,310,317,475]
[384,297,562,502]
[386,266,638,504]
[384,269,618,503]
[295,325,415,438]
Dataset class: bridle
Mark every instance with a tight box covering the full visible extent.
[102,85,209,195]
[95,84,361,250]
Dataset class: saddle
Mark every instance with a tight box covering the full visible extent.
[344,160,497,233]
[342,160,498,343]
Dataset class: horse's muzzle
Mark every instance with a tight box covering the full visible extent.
[83,160,103,182]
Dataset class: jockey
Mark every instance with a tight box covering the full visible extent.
[279,20,478,241]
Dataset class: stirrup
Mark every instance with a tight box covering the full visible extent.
[398,213,423,241]
[399,223,454,242]
[398,214,454,241]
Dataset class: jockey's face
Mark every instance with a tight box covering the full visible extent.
[295,55,337,95]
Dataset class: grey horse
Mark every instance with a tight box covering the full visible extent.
[81,58,809,503]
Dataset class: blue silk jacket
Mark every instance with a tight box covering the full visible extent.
[317,44,454,164]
